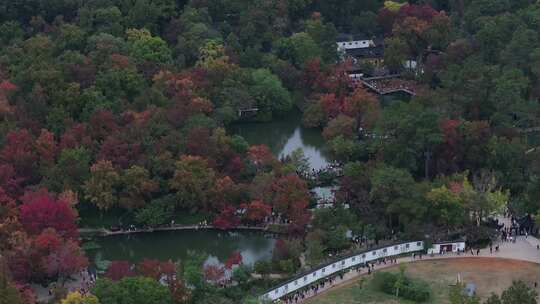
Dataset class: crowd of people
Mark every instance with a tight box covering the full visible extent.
[277,213,539,304]
[107,218,271,235]
[46,269,97,300]
[77,270,97,296]
[281,257,401,304]
[499,215,533,241]
[299,162,343,182]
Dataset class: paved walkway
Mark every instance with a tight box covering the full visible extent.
[298,235,540,303]
[80,224,288,237]
[32,271,93,303]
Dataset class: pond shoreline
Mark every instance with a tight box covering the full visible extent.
[80,224,287,237]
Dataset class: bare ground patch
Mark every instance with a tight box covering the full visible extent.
[307,258,540,304]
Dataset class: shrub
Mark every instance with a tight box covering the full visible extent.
[401,280,431,302]
[278,259,296,274]
[372,272,398,294]
[372,271,431,302]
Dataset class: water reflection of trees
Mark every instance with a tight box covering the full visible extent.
[379,92,411,108]
[298,126,333,161]
[94,231,274,265]
[229,111,301,155]
[230,110,333,169]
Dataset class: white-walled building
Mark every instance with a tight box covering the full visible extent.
[427,241,466,254]
[337,38,376,51]
[336,34,385,70]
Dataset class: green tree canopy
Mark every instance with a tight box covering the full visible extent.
[126,28,172,64]
[92,277,173,304]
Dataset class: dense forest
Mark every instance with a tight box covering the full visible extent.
[0,0,539,303]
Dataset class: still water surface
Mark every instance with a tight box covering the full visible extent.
[91,230,275,265]
[89,110,330,265]
[229,110,331,170]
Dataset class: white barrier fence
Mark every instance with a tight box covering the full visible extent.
[261,240,467,301]
[261,241,425,301]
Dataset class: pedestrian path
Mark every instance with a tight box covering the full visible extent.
[79,223,288,237]
[525,235,540,250]
[487,235,540,263]
[300,235,540,303]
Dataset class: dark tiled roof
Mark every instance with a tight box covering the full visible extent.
[345,45,384,59]
[336,33,373,42]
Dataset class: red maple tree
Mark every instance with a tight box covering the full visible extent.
[34,228,62,252]
[243,200,271,224]
[224,251,243,269]
[137,259,162,280]
[35,129,57,166]
[43,239,88,283]
[203,265,225,283]
[247,145,275,169]
[213,205,240,230]
[105,261,135,281]
[19,190,78,239]
[0,129,37,182]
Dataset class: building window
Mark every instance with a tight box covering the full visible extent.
[333,264,336,268]
[362,254,366,258]
[341,261,345,265]
[383,249,387,253]
[417,242,422,247]
[394,246,399,250]
[275,290,279,294]
[322,268,325,273]
[406,244,410,249]
[352,257,356,261]
[372,251,376,256]
[304,277,307,282]
[313,272,316,277]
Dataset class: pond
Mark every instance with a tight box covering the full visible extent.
[87,230,276,267]
[379,91,412,107]
[229,109,331,171]
[84,109,330,269]
[528,131,540,147]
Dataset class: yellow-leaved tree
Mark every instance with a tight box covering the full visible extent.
[61,291,100,304]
